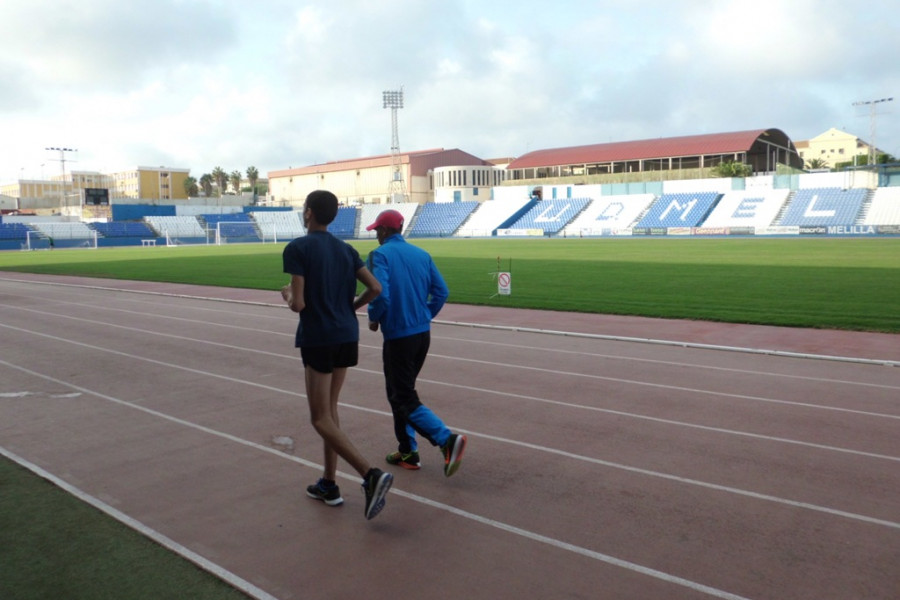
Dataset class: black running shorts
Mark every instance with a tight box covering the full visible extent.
[301,341,359,373]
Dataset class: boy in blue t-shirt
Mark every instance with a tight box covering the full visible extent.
[282,190,392,520]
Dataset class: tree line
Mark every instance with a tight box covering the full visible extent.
[183,166,265,198]
[806,151,897,171]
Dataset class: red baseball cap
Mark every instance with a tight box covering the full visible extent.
[366,209,404,231]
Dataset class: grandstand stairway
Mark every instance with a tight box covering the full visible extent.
[855,189,875,225]
[774,190,796,226]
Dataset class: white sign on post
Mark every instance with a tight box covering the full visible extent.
[498,272,511,295]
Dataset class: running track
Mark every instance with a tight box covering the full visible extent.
[1,273,898,600]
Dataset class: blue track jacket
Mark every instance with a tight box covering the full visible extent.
[367,234,449,341]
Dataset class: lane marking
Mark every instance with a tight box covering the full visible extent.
[435,320,900,367]
[2,275,897,367]
[0,446,280,600]
[428,352,900,420]
[4,280,897,394]
[2,353,898,531]
[2,317,898,461]
[2,303,897,422]
[432,333,900,392]
[0,362,754,600]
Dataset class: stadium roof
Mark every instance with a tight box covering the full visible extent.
[507,129,800,170]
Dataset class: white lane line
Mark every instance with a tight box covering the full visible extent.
[2,275,897,367]
[413,377,900,462]
[2,350,898,532]
[434,319,900,367]
[428,352,900,420]
[432,333,900,391]
[2,317,898,463]
[3,281,896,391]
[0,360,754,600]
[2,304,897,424]
[0,445,281,600]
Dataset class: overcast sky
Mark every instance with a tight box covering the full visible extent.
[2,0,898,182]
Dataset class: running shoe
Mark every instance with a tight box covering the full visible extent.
[441,433,467,477]
[306,479,344,506]
[386,450,421,470]
[362,468,393,520]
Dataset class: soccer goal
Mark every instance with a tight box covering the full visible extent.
[214,221,262,245]
[24,223,98,250]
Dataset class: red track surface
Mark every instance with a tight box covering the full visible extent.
[1,273,898,600]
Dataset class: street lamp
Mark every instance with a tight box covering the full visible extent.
[383,88,406,203]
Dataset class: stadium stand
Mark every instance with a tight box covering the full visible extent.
[700,189,790,230]
[200,213,251,225]
[328,206,359,238]
[0,222,33,240]
[357,203,419,239]
[31,222,95,239]
[778,187,867,226]
[455,197,533,237]
[408,201,478,237]
[562,194,656,235]
[144,216,206,238]
[635,192,722,228]
[506,198,591,234]
[90,221,156,238]
[862,186,900,225]
[250,210,305,241]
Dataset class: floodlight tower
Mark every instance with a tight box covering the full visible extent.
[853,97,893,166]
[45,147,77,212]
[383,88,407,203]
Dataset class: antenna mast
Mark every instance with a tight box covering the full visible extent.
[852,97,893,166]
[45,147,77,213]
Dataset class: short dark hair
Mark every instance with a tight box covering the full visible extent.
[305,190,338,225]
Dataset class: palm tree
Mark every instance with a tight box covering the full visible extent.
[805,158,829,170]
[246,166,259,199]
[230,170,242,195]
[211,166,227,197]
[199,174,214,197]
[183,176,199,197]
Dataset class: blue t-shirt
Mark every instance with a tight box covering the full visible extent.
[282,231,363,348]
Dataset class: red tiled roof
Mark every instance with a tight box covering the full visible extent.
[269,148,447,178]
[507,129,779,169]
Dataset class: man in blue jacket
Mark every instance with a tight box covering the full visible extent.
[366,209,467,477]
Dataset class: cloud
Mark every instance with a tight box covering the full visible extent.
[1,0,898,182]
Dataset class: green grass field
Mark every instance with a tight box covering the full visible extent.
[1,237,898,331]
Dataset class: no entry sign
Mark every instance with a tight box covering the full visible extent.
[498,272,511,295]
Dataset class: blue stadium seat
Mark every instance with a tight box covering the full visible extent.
[505,198,591,234]
[779,188,866,226]
[636,192,721,228]
[0,223,32,240]
[328,206,359,238]
[408,202,478,237]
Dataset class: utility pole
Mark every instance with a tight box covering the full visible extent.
[45,147,77,213]
[852,97,893,166]
[383,88,407,203]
